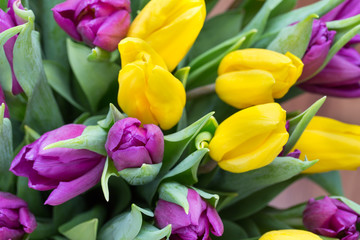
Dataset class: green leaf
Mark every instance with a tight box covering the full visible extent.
[0,104,14,192]
[29,219,58,240]
[266,203,307,229]
[0,0,7,11]
[267,14,317,58]
[331,196,360,215]
[205,0,219,13]
[269,0,297,18]
[44,60,84,110]
[43,125,107,155]
[53,197,87,227]
[119,163,162,186]
[67,39,120,112]
[174,67,191,87]
[98,204,153,240]
[101,157,119,202]
[158,182,190,214]
[134,222,171,240]
[98,104,126,130]
[252,212,291,232]
[238,219,261,238]
[0,45,12,93]
[214,220,248,240]
[191,187,219,208]
[283,96,326,155]
[308,171,344,196]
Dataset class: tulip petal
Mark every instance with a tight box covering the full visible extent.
[111,146,152,171]
[18,208,37,233]
[143,124,164,164]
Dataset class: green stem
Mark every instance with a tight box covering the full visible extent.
[186,83,216,100]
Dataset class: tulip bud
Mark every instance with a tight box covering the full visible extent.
[293,116,360,173]
[155,188,224,239]
[321,0,360,22]
[299,20,336,81]
[105,117,164,171]
[10,124,106,206]
[52,0,131,52]
[127,0,206,71]
[259,229,322,240]
[303,197,360,240]
[117,37,186,130]
[0,192,37,240]
[208,103,289,173]
[215,49,303,109]
[0,0,25,95]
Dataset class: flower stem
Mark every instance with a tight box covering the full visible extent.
[186,83,216,100]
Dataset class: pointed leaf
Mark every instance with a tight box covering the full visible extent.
[174,67,190,87]
[98,104,126,130]
[214,220,248,240]
[119,163,162,186]
[134,223,171,240]
[61,219,98,240]
[191,187,219,208]
[101,157,119,202]
[308,171,344,196]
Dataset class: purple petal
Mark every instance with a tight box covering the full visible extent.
[321,0,360,21]
[18,207,37,233]
[44,157,105,205]
[187,189,204,227]
[155,199,191,231]
[111,146,152,171]
[102,0,131,11]
[173,227,198,240]
[144,124,164,164]
[0,209,20,228]
[0,192,27,209]
[0,227,24,240]
[206,204,224,236]
[7,0,25,25]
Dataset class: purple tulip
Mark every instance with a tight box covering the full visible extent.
[303,196,360,240]
[105,117,164,171]
[299,19,336,81]
[0,191,37,240]
[321,0,360,22]
[0,85,9,118]
[10,124,106,206]
[52,0,131,52]
[0,0,24,95]
[155,189,224,240]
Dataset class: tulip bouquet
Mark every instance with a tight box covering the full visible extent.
[2,0,360,239]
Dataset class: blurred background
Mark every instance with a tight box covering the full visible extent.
[212,0,360,208]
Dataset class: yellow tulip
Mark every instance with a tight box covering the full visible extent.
[259,229,322,240]
[117,37,186,130]
[127,0,206,71]
[216,49,303,109]
[293,116,360,173]
[208,103,288,173]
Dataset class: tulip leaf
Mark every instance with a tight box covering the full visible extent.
[98,204,153,240]
[119,163,162,186]
[158,182,190,214]
[283,96,326,155]
[213,220,248,240]
[207,157,317,205]
[134,222,171,240]
[0,104,14,192]
[267,14,317,58]
[98,104,126,130]
[195,132,213,150]
[53,197,87,227]
[252,212,292,231]
[43,125,107,156]
[191,187,219,208]
[0,0,6,10]
[101,157,119,202]
[0,46,12,93]
[67,39,120,112]
[331,196,360,215]
[30,220,58,239]
[163,148,209,185]
[308,171,344,196]
[44,60,84,111]
[174,66,190,87]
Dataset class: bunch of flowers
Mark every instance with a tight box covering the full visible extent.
[1,0,360,239]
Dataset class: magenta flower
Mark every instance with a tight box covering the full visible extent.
[0,0,24,95]
[52,0,131,52]
[155,189,224,240]
[10,124,106,206]
[321,0,360,22]
[303,197,360,240]
[0,85,9,118]
[0,192,37,240]
[105,117,164,171]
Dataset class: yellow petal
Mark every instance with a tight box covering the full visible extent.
[293,116,360,173]
[259,230,322,240]
[209,103,288,173]
[128,0,206,71]
[215,69,275,109]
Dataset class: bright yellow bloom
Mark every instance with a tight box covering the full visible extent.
[117,37,186,130]
[208,103,288,173]
[216,49,303,109]
[294,116,360,173]
[127,0,206,71]
[259,229,322,240]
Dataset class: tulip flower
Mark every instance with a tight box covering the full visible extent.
[303,197,360,240]
[105,117,164,171]
[215,49,303,109]
[208,103,289,173]
[52,0,131,52]
[0,0,25,95]
[0,192,37,240]
[10,124,106,206]
[117,37,186,130]
[0,85,9,118]
[293,116,360,173]
[127,0,206,71]
[155,188,224,239]
[321,0,360,22]
[259,229,322,240]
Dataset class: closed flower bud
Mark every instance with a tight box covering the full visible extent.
[10,124,106,206]
[293,116,360,173]
[155,188,224,240]
[303,197,360,240]
[0,0,25,95]
[52,0,131,52]
[209,103,289,173]
[127,0,206,71]
[215,49,303,109]
[259,229,322,240]
[105,117,164,171]
[0,192,37,240]
[117,37,186,130]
